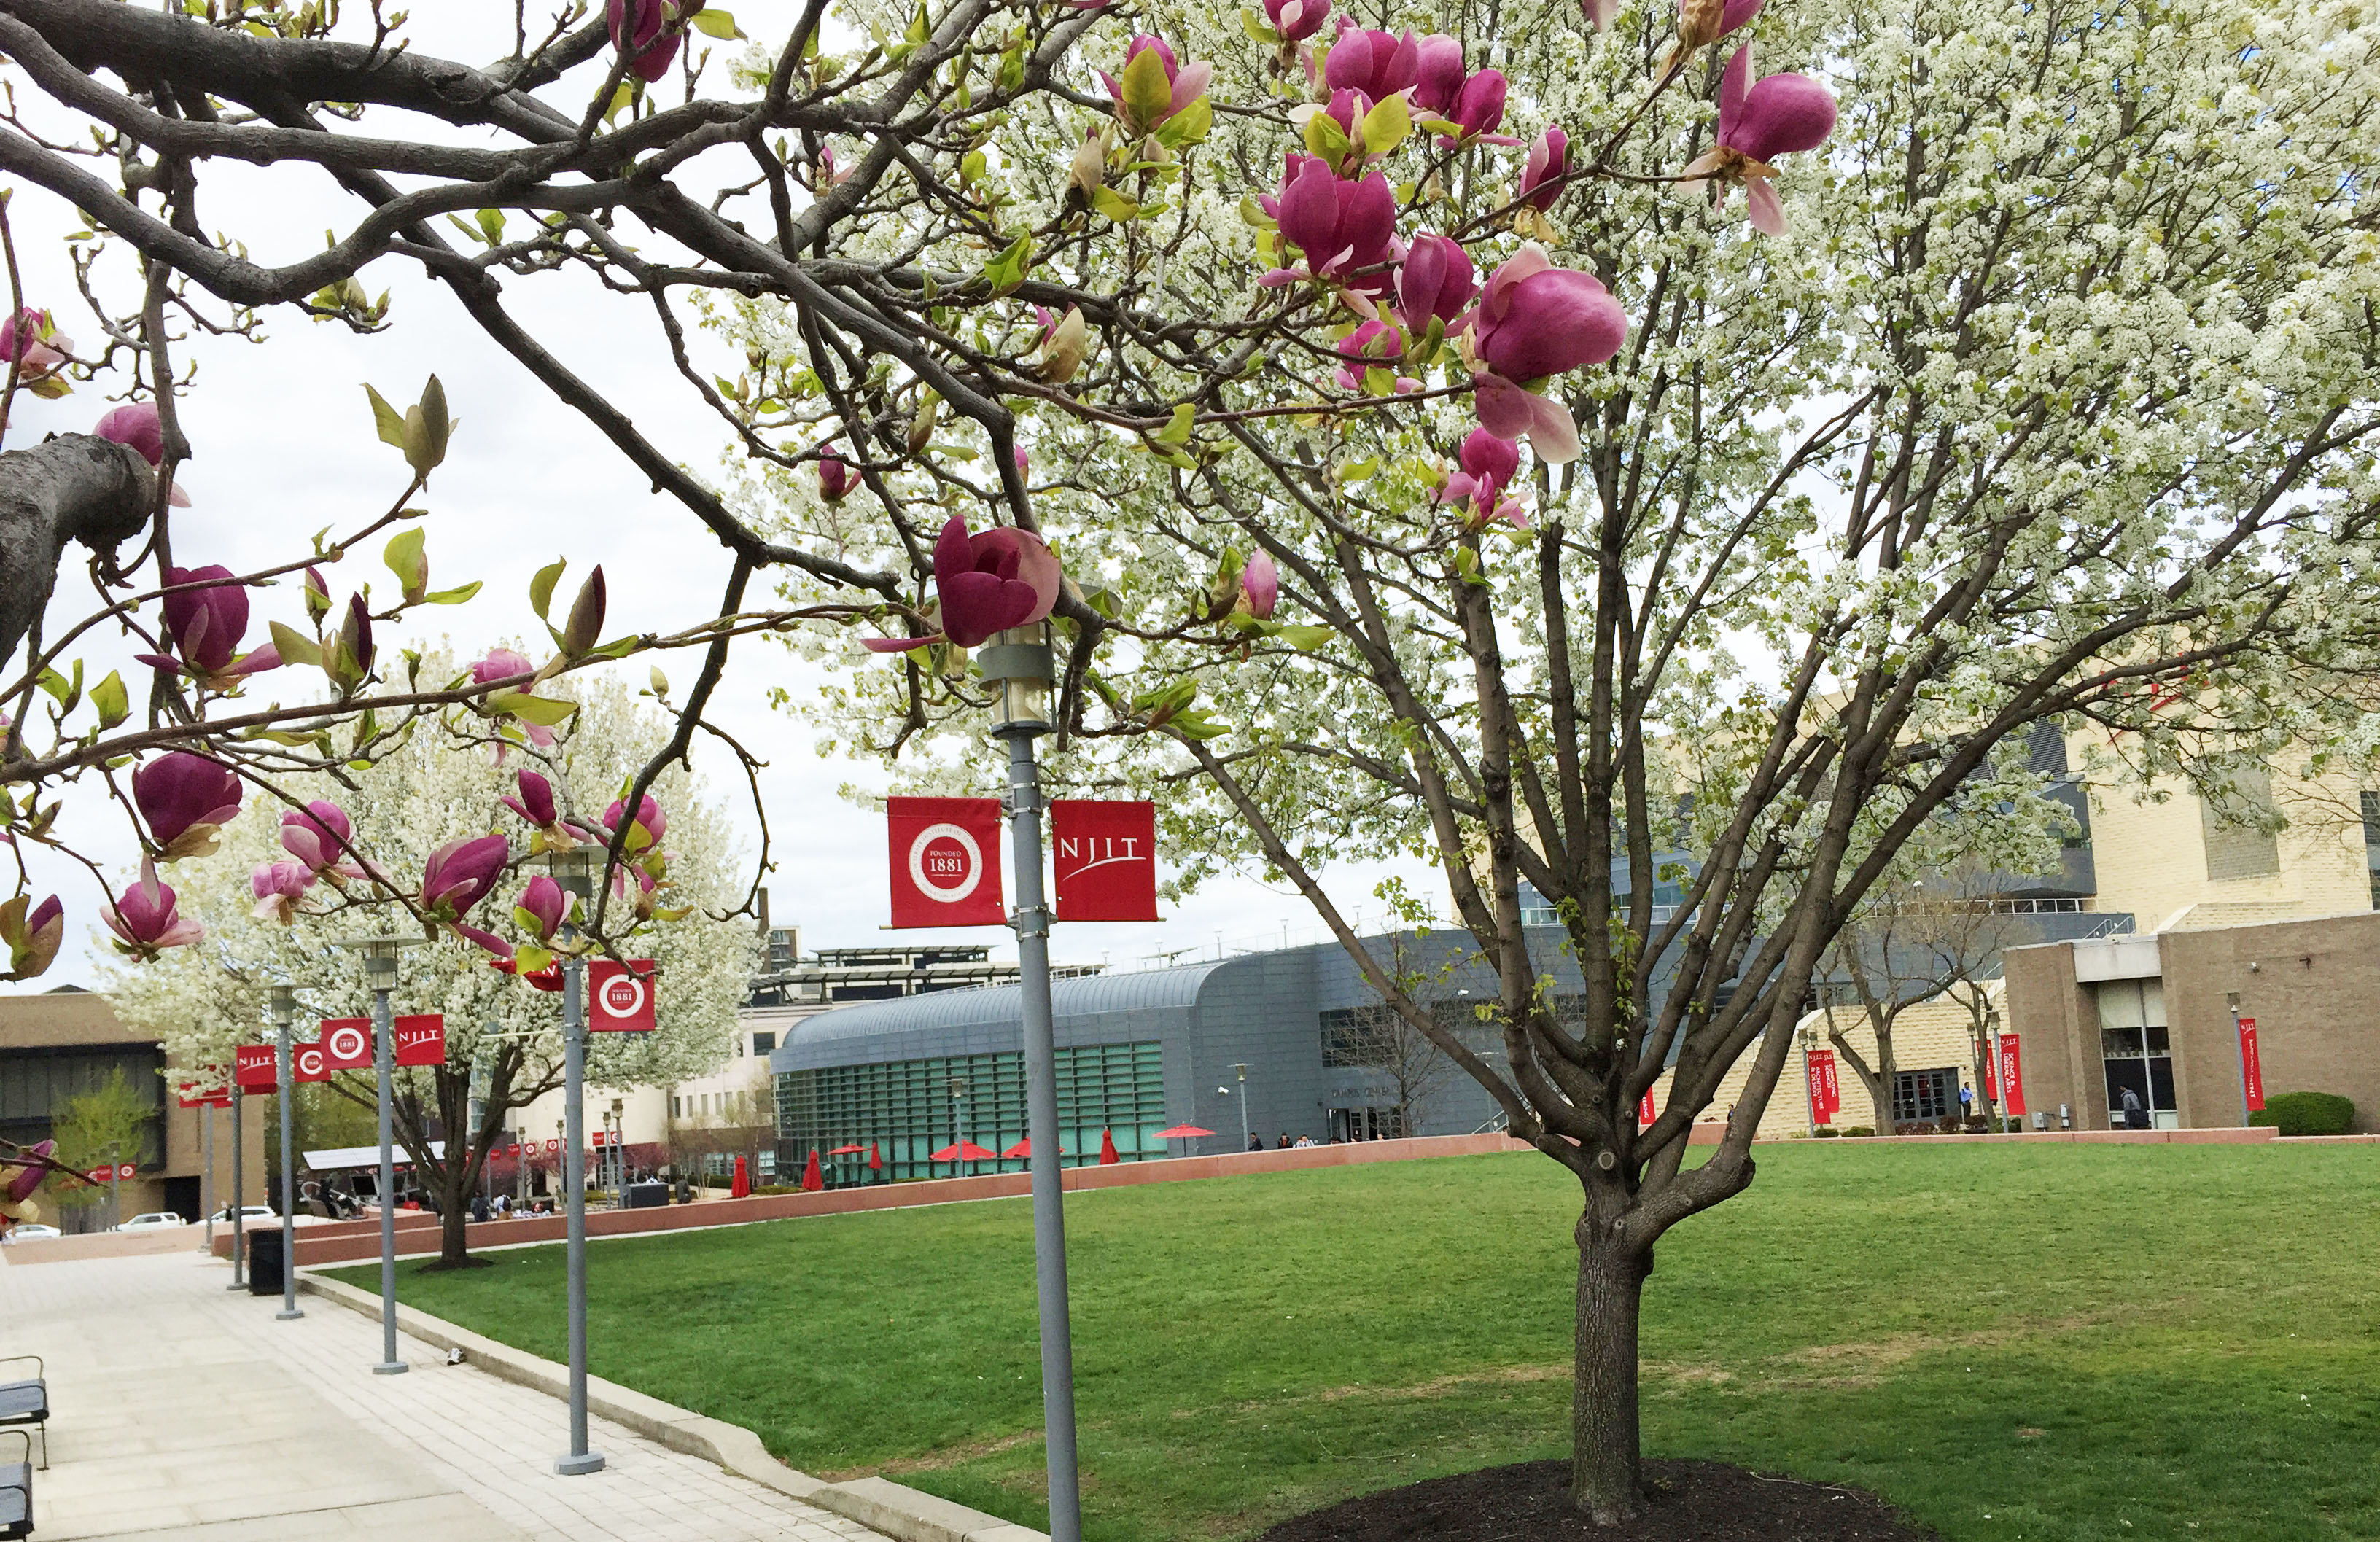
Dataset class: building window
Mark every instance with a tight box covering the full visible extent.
[1891,1067,1959,1124]
[2362,792,2380,909]
[2095,978,2177,1128]
[777,1040,1167,1183]
[752,1032,777,1056]
[669,1095,681,1118]
[2199,769,2280,881]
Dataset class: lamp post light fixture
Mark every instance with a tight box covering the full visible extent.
[1233,1064,1251,1151]
[979,620,1084,1542]
[541,844,606,1476]
[264,985,306,1322]
[331,935,423,1374]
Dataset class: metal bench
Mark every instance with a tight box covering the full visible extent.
[0,1428,30,1538]
[0,1358,44,1471]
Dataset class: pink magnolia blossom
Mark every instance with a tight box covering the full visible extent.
[1683,47,1839,234]
[2,1139,53,1207]
[1439,429,1529,528]
[1241,553,1280,619]
[2,895,63,980]
[136,564,279,684]
[1466,246,1628,463]
[250,860,314,925]
[106,861,202,954]
[602,793,669,849]
[1519,125,1570,212]
[1333,319,1416,392]
[516,875,568,943]
[1672,0,1764,60]
[1446,70,1509,140]
[1412,34,1466,115]
[421,835,509,922]
[1102,36,1212,133]
[1396,233,1477,332]
[607,0,683,82]
[1323,26,1420,101]
[472,648,536,687]
[280,801,365,880]
[1268,157,1398,292]
[0,308,70,375]
[1263,0,1331,42]
[877,515,1062,650]
[133,752,242,856]
[93,401,190,507]
[819,447,853,502]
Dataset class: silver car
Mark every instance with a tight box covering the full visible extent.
[114,1212,186,1232]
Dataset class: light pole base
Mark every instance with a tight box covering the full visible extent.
[275,1308,305,1321]
[225,1280,244,1291]
[371,1360,410,1376]
[554,1451,607,1476]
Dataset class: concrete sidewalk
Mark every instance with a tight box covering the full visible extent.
[0,1249,887,1542]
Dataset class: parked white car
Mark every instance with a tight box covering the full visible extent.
[210,1204,276,1223]
[114,1212,185,1232]
[2,1224,61,1242]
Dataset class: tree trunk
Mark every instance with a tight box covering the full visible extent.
[432,1152,475,1267]
[1873,1021,1899,1136]
[1571,1214,1651,1523]
[0,435,158,670]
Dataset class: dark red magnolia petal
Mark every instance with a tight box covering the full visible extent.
[941,571,1042,647]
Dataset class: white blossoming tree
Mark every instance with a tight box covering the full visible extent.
[102,660,756,1268]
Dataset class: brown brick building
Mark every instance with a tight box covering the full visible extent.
[2003,912,2380,1134]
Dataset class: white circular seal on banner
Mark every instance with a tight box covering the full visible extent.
[295,1045,325,1080]
[909,822,984,903]
[325,1021,368,1064]
[596,972,648,1021]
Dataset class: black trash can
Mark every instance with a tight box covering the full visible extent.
[246,1227,285,1296]
[624,1181,667,1210]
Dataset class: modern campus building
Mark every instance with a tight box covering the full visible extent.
[771,930,1574,1180]
[0,985,262,1227]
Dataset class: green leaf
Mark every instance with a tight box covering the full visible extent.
[34,665,73,707]
[1302,110,1351,163]
[981,232,1032,297]
[529,558,566,621]
[383,527,427,599]
[475,207,507,245]
[89,670,128,730]
[243,728,331,748]
[1091,187,1140,221]
[1359,93,1409,154]
[1153,96,1212,148]
[1118,46,1174,131]
[514,943,556,975]
[1156,402,1196,446]
[1279,625,1335,651]
[363,383,406,449]
[268,621,323,669]
[1241,6,1280,42]
[486,690,580,727]
[689,7,743,39]
[419,583,482,606]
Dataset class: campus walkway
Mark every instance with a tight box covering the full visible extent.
[0,1247,887,1542]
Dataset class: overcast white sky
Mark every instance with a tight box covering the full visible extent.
[0,8,1440,993]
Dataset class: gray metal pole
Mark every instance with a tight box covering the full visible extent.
[1236,1064,1251,1151]
[201,1101,214,1254]
[1003,731,1083,1542]
[227,1092,245,1289]
[276,1021,303,1320]
[556,948,604,1474]
[372,984,408,1374]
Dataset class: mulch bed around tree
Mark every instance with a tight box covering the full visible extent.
[1256,1459,1945,1542]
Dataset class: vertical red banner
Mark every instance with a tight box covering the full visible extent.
[293,1042,330,1083]
[588,960,658,1032]
[233,1044,276,1093]
[393,1014,446,1067]
[1998,1036,2026,1118]
[887,797,1006,927]
[1638,1090,1656,1128]
[2238,1016,2265,1112]
[320,1017,373,1070]
[1806,1048,1837,1126]
[1050,800,1160,921]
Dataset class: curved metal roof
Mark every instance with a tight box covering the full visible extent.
[774,957,1232,1069]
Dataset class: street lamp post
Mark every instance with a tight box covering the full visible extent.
[1233,1063,1251,1151]
[949,1075,970,1178]
[334,935,421,1374]
[227,1086,246,1290]
[979,622,1084,1542]
[200,1097,214,1256]
[265,986,306,1322]
[542,846,605,1476]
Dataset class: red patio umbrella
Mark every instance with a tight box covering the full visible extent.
[868,1142,884,1176]
[730,1154,750,1198]
[1001,1137,1067,1159]
[827,1144,866,1155]
[801,1150,824,1192]
[1098,1128,1119,1165]
[929,1141,998,1164]
[1156,1124,1215,1157]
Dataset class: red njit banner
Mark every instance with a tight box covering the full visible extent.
[1638,1090,1657,1128]
[1996,1037,2026,1117]
[589,960,659,1032]
[888,797,1006,928]
[1050,800,1160,922]
[319,1017,373,1070]
[233,1044,276,1093]
[1807,1048,1840,1124]
[176,1070,232,1108]
[393,1014,446,1067]
[2238,1016,2265,1112]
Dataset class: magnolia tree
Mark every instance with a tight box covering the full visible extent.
[102,664,755,1266]
[6,0,2379,1525]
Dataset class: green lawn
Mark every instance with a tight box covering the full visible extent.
[339,1145,2380,1542]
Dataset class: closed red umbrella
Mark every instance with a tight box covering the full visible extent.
[801,1150,824,1192]
[730,1154,750,1198]
[1098,1128,1119,1165]
[868,1142,883,1175]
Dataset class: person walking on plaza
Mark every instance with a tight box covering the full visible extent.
[2119,1086,2152,1130]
